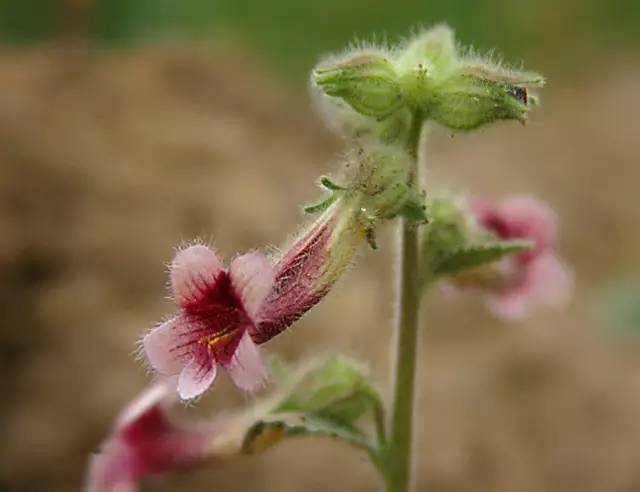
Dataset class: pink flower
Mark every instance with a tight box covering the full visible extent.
[470,195,572,320]
[143,201,366,400]
[86,381,216,491]
[143,245,274,399]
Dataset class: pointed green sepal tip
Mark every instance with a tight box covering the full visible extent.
[320,175,347,191]
[304,195,338,214]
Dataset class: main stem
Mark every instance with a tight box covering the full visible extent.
[386,113,424,492]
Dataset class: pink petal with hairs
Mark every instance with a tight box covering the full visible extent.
[223,331,266,391]
[178,358,217,400]
[142,317,189,375]
[229,251,275,320]
[170,245,224,307]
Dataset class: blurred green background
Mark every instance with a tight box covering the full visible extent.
[1,0,639,79]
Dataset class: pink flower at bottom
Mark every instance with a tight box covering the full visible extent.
[470,195,573,320]
[86,381,215,492]
[143,245,274,400]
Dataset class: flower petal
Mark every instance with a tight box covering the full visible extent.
[116,380,174,430]
[487,289,531,320]
[142,317,189,375]
[142,316,191,375]
[224,331,266,391]
[488,253,572,320]
[178,359,217,400]
[497,195,557,251]
[86,440,136,492]
[171,245,224,307]
[229,251,275,320]
[526,253,573,309]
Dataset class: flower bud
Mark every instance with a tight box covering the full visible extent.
[396,24,456,76]
[348,145,421,221]
[393,25,544,132]
[434,194,573,320]
[423,194,473,259]
[426,69,542,131]
[313,51,403,119]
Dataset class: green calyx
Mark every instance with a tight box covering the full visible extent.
[304,146,427,248]
[312,25,544,136]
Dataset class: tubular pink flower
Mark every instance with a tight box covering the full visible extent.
[255,200,366,343]
[143,245,274,399]
[470,195,572,319]
[86,381,216,492]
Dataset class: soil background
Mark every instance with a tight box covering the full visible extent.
[0,46,639,491]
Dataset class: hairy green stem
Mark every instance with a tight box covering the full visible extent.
[385,112,424,491]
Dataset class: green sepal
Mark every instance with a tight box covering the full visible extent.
[432,240,533,276]
[320,175,347,191]
[304,194,338,214]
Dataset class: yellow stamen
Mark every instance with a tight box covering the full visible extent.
[197,325,238,349]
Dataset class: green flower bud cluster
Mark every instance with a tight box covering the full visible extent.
[305,145,427,248]
[312,24,544,134]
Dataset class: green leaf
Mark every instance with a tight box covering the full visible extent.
[273,356,380,425]
[432,240,533,276]
[242,415,373,455]
[241,356,387,475]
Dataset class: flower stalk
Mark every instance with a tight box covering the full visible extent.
[385,112,424,492]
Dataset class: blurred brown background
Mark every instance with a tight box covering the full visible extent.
[1,1,640,491]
